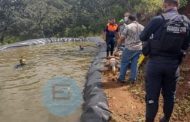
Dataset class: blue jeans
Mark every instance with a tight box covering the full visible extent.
[119,48,140,81]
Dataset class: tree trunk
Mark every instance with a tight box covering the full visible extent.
[0,27,7,44]
[0,34,4,44]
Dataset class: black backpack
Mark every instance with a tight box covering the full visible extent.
[158,14,189,54]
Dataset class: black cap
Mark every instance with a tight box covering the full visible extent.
[128,15,137,21]
[164,0,179,4]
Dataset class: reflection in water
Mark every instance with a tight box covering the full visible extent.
[0,42,97,122]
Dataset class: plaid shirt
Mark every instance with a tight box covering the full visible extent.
[121,21,144,50]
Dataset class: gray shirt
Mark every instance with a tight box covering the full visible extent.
[121,21,144,50]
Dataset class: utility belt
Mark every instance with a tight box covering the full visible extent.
[149,55,181,65]
[149,55,179,61]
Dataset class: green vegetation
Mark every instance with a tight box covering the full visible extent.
[180,0,188,7]
[0,0,188,44]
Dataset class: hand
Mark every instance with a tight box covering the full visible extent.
[182,51,187,58]
[179,51,187,65]
[113,47,119,56]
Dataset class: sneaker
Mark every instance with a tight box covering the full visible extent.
[160,117,169,122]
[127,79,136,84]
[117,78,128,84]
[131,81,135,85]
[145,118,154,122]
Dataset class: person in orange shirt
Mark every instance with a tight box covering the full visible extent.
[104,18,119,58]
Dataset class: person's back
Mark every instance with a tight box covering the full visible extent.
[123,22,144,50]
[140,0,190,122]
[140,1,190,59]
[117,15,144,83]
[141,11,189,59]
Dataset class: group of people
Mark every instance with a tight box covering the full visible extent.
[104,0,190,122]
[104,13,144,83]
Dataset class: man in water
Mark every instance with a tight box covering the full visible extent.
[15,57,26,69]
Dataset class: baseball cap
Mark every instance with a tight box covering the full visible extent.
[119,19,124,23]
[164,0,179,4]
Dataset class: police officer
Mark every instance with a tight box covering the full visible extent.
[140,0,190,122]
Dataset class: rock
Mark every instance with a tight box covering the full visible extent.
[178,76,185,81]
[181,68,190,72]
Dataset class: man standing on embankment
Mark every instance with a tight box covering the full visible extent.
[140,0,190,121]
[104,18,119,58]
[117,15,144,84]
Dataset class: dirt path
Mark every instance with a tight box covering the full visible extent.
[101,52,190,122]
[102,72,145,122]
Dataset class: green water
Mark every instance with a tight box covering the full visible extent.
[0,42,98,122]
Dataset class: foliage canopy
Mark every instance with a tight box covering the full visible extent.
[0,0,188,44]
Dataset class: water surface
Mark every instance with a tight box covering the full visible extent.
[0,42,97,122]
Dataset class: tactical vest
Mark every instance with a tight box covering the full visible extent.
[150,14,189,58]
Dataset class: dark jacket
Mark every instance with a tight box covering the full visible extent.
[140,9,190,58]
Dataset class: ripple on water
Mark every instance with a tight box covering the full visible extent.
[0,42,98,122]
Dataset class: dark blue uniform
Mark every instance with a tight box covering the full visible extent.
[140,9,190,122]
[104,24,118,57]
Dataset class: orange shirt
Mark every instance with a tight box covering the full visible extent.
[107,23,118,32]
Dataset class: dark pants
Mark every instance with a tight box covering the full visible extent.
[106,38,115,57]
[145,58,179,122]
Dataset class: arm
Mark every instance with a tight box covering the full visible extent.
[181,35,190,51]
[179,22,190,64]
[140,16,163,42]
[182,21,190,51]
[179,33,189,64]
[103,26,108,41]
[114,36,125,53]
[116,26,127,48]
[114,25,120,40]
[117,36,125,47]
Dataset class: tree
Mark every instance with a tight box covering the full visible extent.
[0,0,188,44]
[0,0,24,43]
